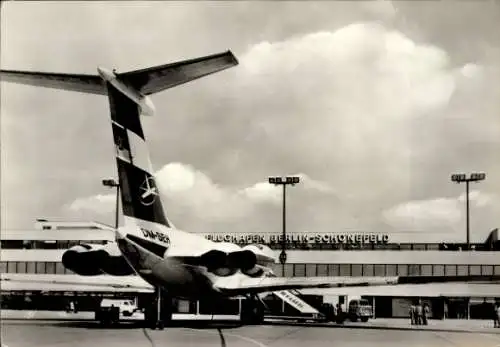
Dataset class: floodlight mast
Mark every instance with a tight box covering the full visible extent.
[450,172,486,250]
[268,176,300,275]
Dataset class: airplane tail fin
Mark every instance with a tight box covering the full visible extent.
[1,50,239,229]
[108,82,172,228]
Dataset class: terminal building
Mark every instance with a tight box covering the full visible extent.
[1,219,499,320]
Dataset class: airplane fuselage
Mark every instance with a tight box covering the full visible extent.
[115,219,275,299]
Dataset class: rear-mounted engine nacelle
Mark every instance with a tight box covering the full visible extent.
[201,249,259,277]
[242,244,276,264]
[61,245,106,276]
[61,243,134,276]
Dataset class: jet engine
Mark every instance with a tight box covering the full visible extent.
[240,244,276,277]
[61,242,134,276]
[199,243,275,278]
[199,248,258,277]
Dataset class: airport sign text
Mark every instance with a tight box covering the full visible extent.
[204,233,389,245]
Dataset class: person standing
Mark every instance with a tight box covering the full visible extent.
[416,301,423,325]
[493,303,498,328]
[423,304,429,325]
[409,304,416,325]
[496,303,500,328]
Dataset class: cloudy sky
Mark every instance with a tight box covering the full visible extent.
[1,1,499,242]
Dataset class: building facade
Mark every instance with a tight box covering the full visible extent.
[1,220,499,319]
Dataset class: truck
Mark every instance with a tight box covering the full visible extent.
[348,298,373,322]
[95,299,139,325]
[324,295,373,323]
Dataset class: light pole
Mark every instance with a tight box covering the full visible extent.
[268,176,300,275]
[102,179,120,229]
[450,172,486,250]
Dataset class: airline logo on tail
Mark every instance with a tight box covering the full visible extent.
[139,176,159,206]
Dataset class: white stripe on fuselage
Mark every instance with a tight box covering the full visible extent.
[119,216,218,258]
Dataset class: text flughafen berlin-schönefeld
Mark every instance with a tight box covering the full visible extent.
[204,233,390,245]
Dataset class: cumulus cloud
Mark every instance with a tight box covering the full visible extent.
[383,190,500,240]
[66,163,336,228]
[197,22,497,201]
[63,20,499,239]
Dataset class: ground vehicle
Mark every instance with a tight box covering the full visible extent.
[348,299,373,322]
[95,299,138,325]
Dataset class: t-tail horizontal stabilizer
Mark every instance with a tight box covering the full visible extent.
[0,50,238,105]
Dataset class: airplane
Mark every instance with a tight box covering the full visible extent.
[2,50,500,329]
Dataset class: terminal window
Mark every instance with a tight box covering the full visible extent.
[421,265,433,276]
[55,263,66,274]
[433,265,445,276]
[306,264,316,277]
[397,264,408,276]
[317,264,328,276]
[283,264,293,277]
[328,264,340,276]
[386,264,397,276]
[294,264,306,277]
[408,264,420,276]
[445,264,457,276]
[469,265,481,276]
[362,264,374,276]
[351,264,363,277]
[17,262,27,274]
[339,264,350,276]
[374,264,385,276]
[7,262,17,273]
[457,265,469,276]
[36,262,46,274]
[45,262,56,274]
[482,265,494,275]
